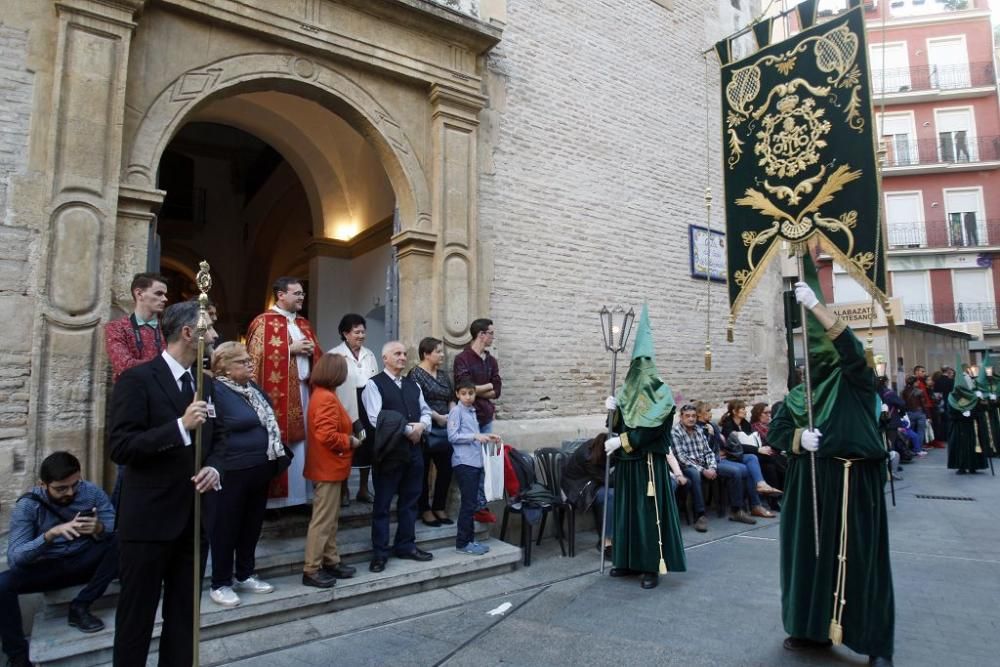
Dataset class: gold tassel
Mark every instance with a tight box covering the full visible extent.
[647,480,655,496]
[829,620,843,645]
[647,454,655,496]
[658,558,667,575]
[704,344,712,371]
[726,323,734,343]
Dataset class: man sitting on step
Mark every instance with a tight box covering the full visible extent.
[1,451,118,667]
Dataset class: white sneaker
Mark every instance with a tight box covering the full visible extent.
[209,586,240,607]
[233,575,275,594]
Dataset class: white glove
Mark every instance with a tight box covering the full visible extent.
[794,281,820,310]
[963,410,971,417]
[992,393,997,401]
[801,428,822,452]
[604,436,622,455]
[901,415,910,428]
[605,395,617,412]
[975,390,984,399]
[880,403,888,414]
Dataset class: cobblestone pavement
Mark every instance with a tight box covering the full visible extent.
[226,449,998,667]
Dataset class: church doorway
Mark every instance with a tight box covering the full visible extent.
[152,90,399,352]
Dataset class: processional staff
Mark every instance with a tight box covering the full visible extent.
[192,260,213,667]
[598,305,635,575]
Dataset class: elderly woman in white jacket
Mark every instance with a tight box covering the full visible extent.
[329,313,380,505]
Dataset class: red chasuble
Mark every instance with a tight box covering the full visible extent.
[246,311,322,498]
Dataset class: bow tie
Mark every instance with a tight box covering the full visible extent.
[136,316,158,328]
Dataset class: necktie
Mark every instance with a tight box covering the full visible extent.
[180,371,194,407]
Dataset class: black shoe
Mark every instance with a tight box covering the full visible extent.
[396,548,433,562]
[369,558,387,572]
[323,563,357,579]
[783,637,833,651]
[434,513,455,525]
[957,469,967,475]
[640,573,658,589]
[7,652,30,667]
[301,570,336,589]
[869,657,893,667]
[421,516,442,527]
[356,493,374,504]
[68,604,104,633]
[608,567,636,577]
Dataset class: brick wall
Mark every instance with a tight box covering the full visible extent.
[0,23,37,521]
[479,0,787,423]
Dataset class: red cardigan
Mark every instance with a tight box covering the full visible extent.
[305,387,353,482]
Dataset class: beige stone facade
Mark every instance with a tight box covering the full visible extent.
[0,0,786,525]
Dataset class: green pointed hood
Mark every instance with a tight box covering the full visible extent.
[615,304,675,429]
[975,353,992,392]
[950,352,979,411]
[782,253,843,428]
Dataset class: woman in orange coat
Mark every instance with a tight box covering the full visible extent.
[303,354,361,588]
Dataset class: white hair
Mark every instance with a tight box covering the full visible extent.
[381,340,404,357]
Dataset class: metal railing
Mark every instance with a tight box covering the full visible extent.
[882,134,1000,167]
[904,302,997,327]
[886,218,1000,249]
[871,61,995,94]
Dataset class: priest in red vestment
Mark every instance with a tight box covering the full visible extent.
[246,277,323,507]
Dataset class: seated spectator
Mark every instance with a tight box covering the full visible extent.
[303,353,362,588]
[562,433,614,556]
[409,336,455,527]
[878,375,919,464]
[900,376,930,458]
[448,379,501,556]
[672,404,755,531]
[206,342,281,607]
[722,399,786,496]
[2,452,119,667]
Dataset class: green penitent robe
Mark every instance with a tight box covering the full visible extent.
[769,326,894,659]
[947,408,988,471]
[611,416,686,575]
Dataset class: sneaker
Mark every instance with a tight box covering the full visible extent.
[694,515,709,532]
[916,451,928,458]
[233,575,275,594]
[209,586,241,608]
[470,540,490,553]
[456,542,489,555]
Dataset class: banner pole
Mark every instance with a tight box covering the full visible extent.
[795,245,821,558]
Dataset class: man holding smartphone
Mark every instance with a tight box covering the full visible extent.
[1,451,119,667]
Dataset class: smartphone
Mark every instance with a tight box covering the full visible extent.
[78,508,96,518]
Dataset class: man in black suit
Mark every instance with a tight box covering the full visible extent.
[109,300,226,666]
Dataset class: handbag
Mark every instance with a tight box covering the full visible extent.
[426,424,451,453]
[482,441,505,502]
[723,432,745,458]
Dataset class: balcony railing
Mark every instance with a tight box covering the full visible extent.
[872,61,995,95]
[886,218,1000,249]
[882,134,1000,168]
[904,302,997,328]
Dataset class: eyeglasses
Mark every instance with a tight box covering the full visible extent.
[48,480,81,494]
[233,358,254,367]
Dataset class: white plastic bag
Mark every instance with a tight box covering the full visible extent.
[482,441,505,502]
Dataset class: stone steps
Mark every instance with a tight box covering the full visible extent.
[38,518,472,616]
[28,526,520,666]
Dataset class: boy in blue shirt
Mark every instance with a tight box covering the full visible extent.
[448,379,502,555]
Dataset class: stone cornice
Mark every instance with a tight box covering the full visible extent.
[158,0,496,94]
[392,228,438,258]
[54,0,146,28]
[307,215,394,259]
[430,83,487,124]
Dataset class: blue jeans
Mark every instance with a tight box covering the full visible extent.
[596,487,615,539]
[371,444,424,560]
[1,534,119,659]
[454,464,481,548]
[717,459,762,508]
[906,410,926,452]
[681,466,707,516]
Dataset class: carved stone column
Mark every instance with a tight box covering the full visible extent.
[426,83,487,351]
[29,0,145,482]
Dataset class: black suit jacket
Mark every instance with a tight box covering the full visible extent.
[110,355,227,542]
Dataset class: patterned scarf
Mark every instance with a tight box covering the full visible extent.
[217,376,286,461]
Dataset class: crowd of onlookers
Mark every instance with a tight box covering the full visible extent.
[878,364,955,476]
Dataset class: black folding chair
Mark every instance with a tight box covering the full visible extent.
[533,447,576,557]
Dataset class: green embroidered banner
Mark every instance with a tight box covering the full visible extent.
[719,6,888,333]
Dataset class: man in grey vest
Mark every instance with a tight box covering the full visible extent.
[362,341,434,572]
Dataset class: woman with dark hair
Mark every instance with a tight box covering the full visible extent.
[723,399,786,501]
[302,353,362,588]
[329,313,380,506]
[409,336,455,527]
[206,342,283,607]
[561,433,614,556]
